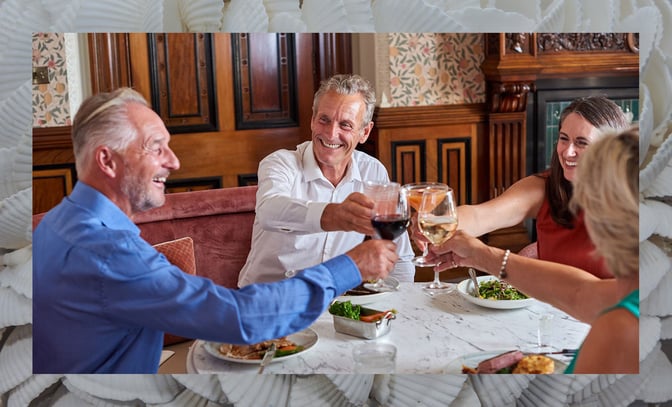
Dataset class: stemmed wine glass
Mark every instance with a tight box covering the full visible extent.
[401,183,450,267]
[362,181,410,291]
[417,187,458,295]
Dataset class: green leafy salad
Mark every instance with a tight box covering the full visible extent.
[329,300,361,320]
[478,280,529,301]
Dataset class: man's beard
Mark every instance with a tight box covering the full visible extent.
[120,170,165,213]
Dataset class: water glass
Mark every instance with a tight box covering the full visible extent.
[352,342,397,374]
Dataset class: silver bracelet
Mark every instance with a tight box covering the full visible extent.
[498,249,511,280]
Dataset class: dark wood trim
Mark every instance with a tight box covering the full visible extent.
[312,33,353,87]
[87,33,132,93]
[33,126,72,150]
[373,104,487,128]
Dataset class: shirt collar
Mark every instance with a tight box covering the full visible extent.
[69,181,139,233]
[301,141,363,185]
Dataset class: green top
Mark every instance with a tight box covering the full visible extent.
[564,289,639,373]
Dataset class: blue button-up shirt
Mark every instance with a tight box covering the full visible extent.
[33,182,360,373]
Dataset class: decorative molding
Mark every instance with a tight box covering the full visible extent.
[505,33,532,54]
[537,33,638,53]
[33,126,72,150]
[232,33,299,130]
[489,81,535,113]
[437,138,472,205]
[390,141,426,185]
[374,104,487,128]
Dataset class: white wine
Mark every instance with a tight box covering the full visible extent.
[419,216,458,245]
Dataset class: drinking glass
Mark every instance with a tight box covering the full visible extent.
[401,183,450,267]
[362,181,410,290]
[417,187,458,294]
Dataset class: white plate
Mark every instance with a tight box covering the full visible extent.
[457,275,535,309]
[443,350,568,374]
[336,277,399,305]
[202,328,318,364]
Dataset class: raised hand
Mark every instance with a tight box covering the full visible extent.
[321,192,375,235]
[345,239,399,282]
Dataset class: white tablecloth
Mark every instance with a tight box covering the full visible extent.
[188,282,590,374]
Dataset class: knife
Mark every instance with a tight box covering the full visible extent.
[537,348,577,356]
[257,343,276,374]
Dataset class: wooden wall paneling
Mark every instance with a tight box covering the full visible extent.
[488,112,526,199]
[231,33,299,129]
[312,33,353,87]
[377,122,478,207]
[148,33,218,133]
[437,137,472,205]
[33,164,76,214]
[390,141,426,185]
[87,33,132,93]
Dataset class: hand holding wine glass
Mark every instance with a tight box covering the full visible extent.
[362,181,410,291]
[401,183,449,267]
[418,187,458,295]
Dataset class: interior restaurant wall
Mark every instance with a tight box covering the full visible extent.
[353,33,486,108]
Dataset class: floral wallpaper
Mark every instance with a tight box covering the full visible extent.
[388,33,485,107]
[32,32,71,127]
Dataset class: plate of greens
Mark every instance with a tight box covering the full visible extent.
[457,275,535,309]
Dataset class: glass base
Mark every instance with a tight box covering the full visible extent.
[422,282,455,296]
[412,255,439,267]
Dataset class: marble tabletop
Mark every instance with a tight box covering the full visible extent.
[187,282,590,374]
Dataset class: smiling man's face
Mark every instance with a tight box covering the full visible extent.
[120,104,180,214]
[310,90,372,185]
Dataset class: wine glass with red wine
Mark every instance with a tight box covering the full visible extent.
[362,181,410,290]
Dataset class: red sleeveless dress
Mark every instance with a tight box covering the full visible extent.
[536,197,612,279]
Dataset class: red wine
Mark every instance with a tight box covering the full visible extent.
[372,215,410,240]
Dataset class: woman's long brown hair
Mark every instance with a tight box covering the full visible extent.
[546,96,630,227]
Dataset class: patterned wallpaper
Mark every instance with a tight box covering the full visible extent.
[32,33,71,127]
[387,33,486,107]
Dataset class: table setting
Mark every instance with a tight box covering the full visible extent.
[186,281,590,374]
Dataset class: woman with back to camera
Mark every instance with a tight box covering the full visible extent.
[428,126,639,373]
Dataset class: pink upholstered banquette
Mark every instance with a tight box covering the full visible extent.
[32,185,258,289]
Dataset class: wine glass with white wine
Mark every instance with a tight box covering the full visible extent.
[417,187,458,295]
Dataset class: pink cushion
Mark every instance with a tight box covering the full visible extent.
[153,237,197,346]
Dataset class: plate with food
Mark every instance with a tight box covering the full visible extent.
[202,328,318,364]
[457,275,534,309]
[335,277,399,305]
[444,349,567,374]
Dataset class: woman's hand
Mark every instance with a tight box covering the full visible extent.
[408,213,430,252]
[424,230,493,272]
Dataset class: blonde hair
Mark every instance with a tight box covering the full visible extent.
[570,125,639,278]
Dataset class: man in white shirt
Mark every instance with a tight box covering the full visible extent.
[238,74,415,286]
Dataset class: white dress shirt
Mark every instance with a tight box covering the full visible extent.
[238,141,415,287]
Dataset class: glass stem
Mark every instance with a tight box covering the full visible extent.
[434,271,441,284]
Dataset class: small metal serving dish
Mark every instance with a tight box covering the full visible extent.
[329,303,396,339]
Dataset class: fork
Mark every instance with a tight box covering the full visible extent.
[468,268,480,298]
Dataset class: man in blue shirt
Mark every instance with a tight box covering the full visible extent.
[33,88,398,373]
